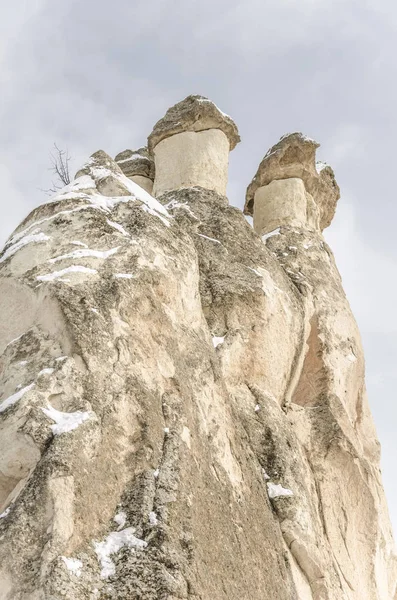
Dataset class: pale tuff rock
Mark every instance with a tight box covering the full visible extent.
[0,98,395,600]
[115,147,155,195]
[147,94,240,152]
[245,132,340,230]
[149,95,240,197]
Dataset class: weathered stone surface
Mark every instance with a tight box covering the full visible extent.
[245,132,340,230]
[147,94,240,152]
[0,128,395,600]
[253,177,320,235]
[152,129,230,197]
[115,147,155,181]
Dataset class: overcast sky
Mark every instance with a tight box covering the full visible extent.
[1,0,396,533]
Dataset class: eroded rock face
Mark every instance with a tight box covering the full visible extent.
[245,133,340,230]
[115,147,155,194]
[149,96,240,197]
[0,123,395,600]
[147,94,240,153]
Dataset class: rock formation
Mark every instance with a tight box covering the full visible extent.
[115,148,155,195]
[0,95,395,600]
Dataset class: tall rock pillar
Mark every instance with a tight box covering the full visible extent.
[244,133,340,235]
[148,95,240,196]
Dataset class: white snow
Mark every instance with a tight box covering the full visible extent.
[37,265,98,282]
[212,336,225,348]
[0,383,35,413]
[262,469,270,480]
[116,154,144,163]
[197,233,221,244]
[316,161,328,174]
[62,556,83,577]
[114,511,127,530]
[0,507,11,519]
[141,204,170,227]
[262,228,281,241]
[164,427,170,434]
[247,266,262,277]
[114,273,134,279]
[94,527,147,578]
[5,205,96,249]
[267,482,294,499]
[91,308,99,315]
[303,243,313,250]
[106,219,129,237]
[153,469,160,478]
[165,199,199,220]
[0,231,50,264]
[149,511,158,526]
[56,356,68,362]
[196,97,231,119]
[88,164,169,218]
[49,247,119,264]
[41,405,91,435]
[254,404,260,412]
[38,368,54,377]
[70,241,88,248]
[19,361,28,366]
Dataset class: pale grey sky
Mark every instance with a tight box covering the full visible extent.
[1,0,396,532]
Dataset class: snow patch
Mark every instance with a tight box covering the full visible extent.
[254,404,260,412]
[247,266,263,277]
[62,557,83,577]
[197,233,221,244]
[212,336,225,348]
[37,265,98,282]
[267,482,294,499]
[195,97,231,119]
[106,219,129,237]
[149,512,158,526]
[153,469,160,479]
[114,273,134,279]
[41,405,91,435]
[262,228,281,241]
[94,528,147,578]
[38,368,54,377]
[316,161,328,174]
[0,383,35,413]
[0,507,11,519]
[49,247,119,264]
[70,241,88,248]
[114,511,127,530]
[0,231,50,264]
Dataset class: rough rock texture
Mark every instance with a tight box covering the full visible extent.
[0,122,396,600]
[147,95,240,152]
[115,148,155,181]
[152,129,231,197]
[244,133,340,230]
[252,177,320,235]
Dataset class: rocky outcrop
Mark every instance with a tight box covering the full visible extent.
[115,147,155,195]
[0,98,395,600]
[244,133,340,231]
[149,95,240,197]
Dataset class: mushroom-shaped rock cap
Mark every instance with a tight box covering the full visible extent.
[115,147,155,180]
[148,95,240,153]
[245,132,340,230]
